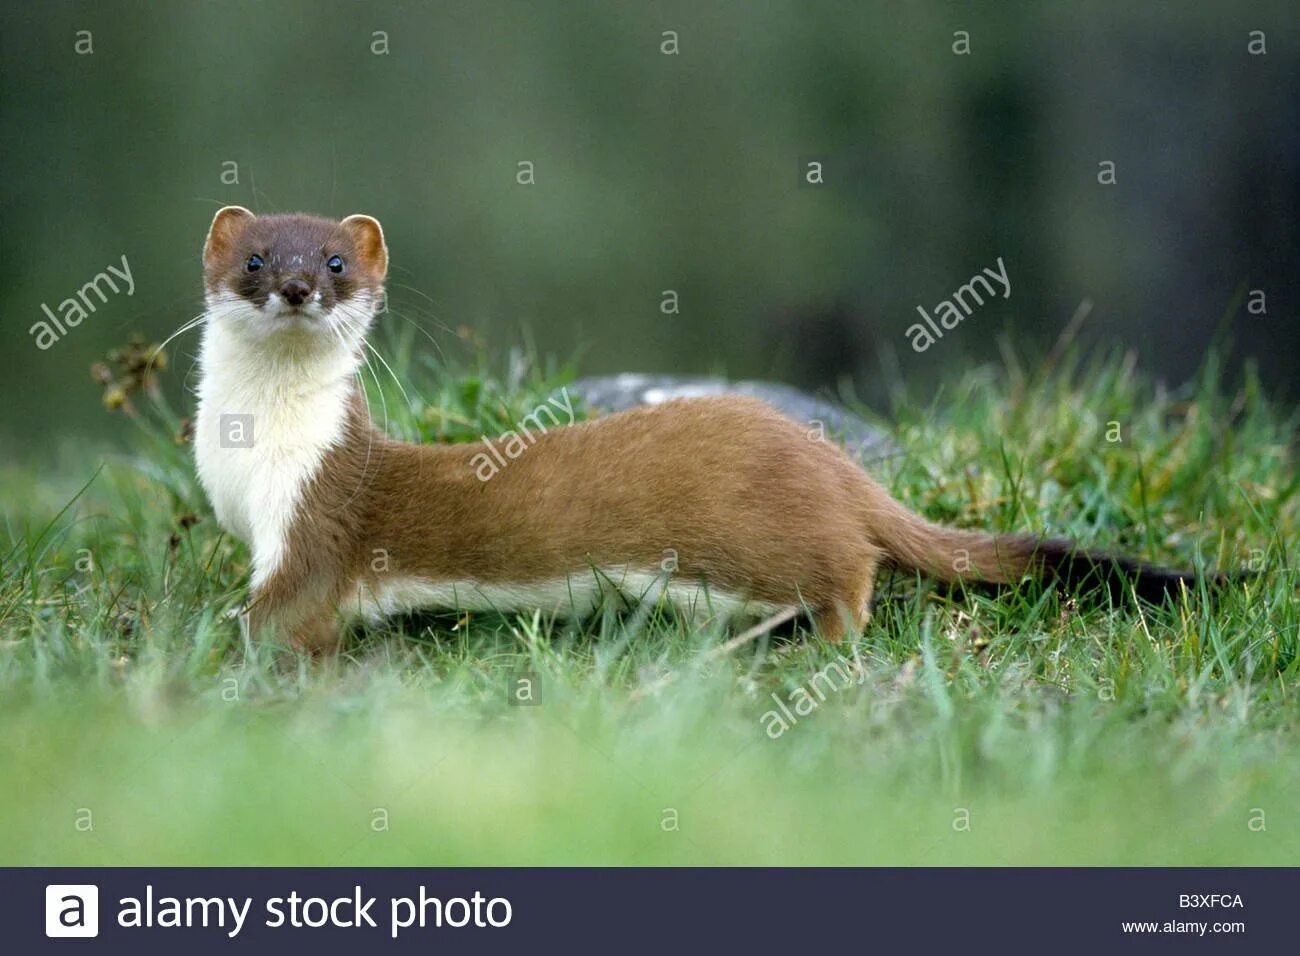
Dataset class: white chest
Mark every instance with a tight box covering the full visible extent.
[194,326,356,588]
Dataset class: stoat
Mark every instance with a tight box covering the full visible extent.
[194,207,1231,653]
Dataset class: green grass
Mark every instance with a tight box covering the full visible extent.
[1,332,1296,866]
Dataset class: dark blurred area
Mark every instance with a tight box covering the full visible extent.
[1,1,1296,457]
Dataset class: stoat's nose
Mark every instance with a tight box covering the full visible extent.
[279,278,312,306]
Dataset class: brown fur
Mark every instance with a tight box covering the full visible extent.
[248,390,1061,650]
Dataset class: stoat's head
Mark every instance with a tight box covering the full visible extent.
[201,206,388,348]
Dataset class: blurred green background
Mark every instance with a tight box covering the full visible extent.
[2,0,1296,460]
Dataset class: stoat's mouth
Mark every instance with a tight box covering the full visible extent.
[267,308,317,324]
[248,309,332,345]
[270,305,314,318]
[263,300,327,326]
[262,290,327,323]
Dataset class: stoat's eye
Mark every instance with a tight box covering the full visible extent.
[246,254,264,273]
[327,255,345,275]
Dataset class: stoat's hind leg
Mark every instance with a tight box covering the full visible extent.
[814,556,880,643]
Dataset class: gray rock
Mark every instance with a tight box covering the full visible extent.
[565,374,897,463]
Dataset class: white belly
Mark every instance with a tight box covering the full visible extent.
[345,567,782,625]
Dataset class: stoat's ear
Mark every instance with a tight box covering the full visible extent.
[203,206,255,269]
[340,214,388,278]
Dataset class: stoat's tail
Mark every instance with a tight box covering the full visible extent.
[872,497,1238,602]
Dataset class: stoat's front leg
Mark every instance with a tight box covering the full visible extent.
[246,566,345,656]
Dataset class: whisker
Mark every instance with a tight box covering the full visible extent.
[330,315,386,421]
[151,313,209,367]
[321,320,382,513]
[335,306,418,418]
[373,297,451,363]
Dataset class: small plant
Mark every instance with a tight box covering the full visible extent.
[90,335,167,417]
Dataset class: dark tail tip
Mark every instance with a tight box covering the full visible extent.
[1031,537,1249,605]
